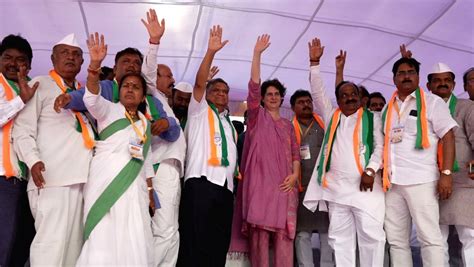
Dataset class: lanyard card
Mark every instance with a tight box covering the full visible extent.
[300,144,311,160]
[391,125,404,143]
[129,138,144,160]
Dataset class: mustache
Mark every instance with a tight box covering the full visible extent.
[437,85,449,90]
[7,66,19,72]
[402,79,412,83]
[345,99,357,105]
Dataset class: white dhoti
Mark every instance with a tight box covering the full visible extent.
[151,158,181,266]
[28,184,84,266]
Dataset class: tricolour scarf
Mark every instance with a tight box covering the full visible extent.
[112,79,119,103]
[0,74,28,178]
[437,95,459,172]
[49,70,95,149]
[144,95,161,122]
[382,87,429,191]
[207,103,237,167]
[317,108,373,187]
[292,113,325,192]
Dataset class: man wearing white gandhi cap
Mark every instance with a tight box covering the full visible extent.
[12,33,94,266]
[172,81,193,127]
[426,62,474,267]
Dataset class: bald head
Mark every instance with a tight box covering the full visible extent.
[156,64,175,98]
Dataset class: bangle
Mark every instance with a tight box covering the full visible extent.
[147,186,153,191]
[149,38,160,45]
[310,59,320,63]
[87,66,101,74]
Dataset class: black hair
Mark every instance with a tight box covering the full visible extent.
[99,66,113,81]
[335,81,359,100]
[114,47,143,65]
[427,72,455,83]
[463,67,474,88]
[290,89,312,107]
[368,92,386,106]
[206,78,229,91]
[118,73,147,114]
[232,120,245,135]
[358,85,370,98]
[392,57,421,77]
[0,34,33,64]
[260,79,286,107]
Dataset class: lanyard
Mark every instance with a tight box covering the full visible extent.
[125,111,147,144]
[298,119,315,140]
[392,97,410,124]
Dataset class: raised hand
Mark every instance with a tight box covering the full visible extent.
[208,25,229,53]
[308,37,324,62]
[208,66,220,81]
[86,32,108,65]
[400,44,412,58]
[17,65,39,103]
[335,50,347,70]
[254,34,271,54]
[141,8,165,44]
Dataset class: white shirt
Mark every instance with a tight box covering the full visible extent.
[385,91,457,185]
[0,74,25,177]
[142,43,186,175]
[184,93,237,192]
[12,75,93,190]
[304,65,385,222]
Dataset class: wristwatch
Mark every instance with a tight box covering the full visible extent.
[441,169,452,175]
[365,169,375,177]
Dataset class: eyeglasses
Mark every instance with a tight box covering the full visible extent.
[396,70,417,77]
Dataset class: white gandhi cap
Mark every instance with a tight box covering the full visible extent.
[429,62,454,75]
[175,81,193,93]
[54,33,81,50]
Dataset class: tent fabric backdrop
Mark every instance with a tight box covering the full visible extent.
[1,0,473,107]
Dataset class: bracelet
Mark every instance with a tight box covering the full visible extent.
[147,186,153,191]
[87,66,101,74]
[149,38,160,45]
[310,60,320,63]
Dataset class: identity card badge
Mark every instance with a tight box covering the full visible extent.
[391,125,404,143]
[300,144,311,160]
[129,137,144,160]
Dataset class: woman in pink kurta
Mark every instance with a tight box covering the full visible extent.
[229,34,300,267]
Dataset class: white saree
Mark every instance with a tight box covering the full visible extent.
[76,88,154,266]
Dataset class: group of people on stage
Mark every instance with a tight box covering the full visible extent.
[1,8,473,267]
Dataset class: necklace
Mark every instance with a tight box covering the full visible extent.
[126,110,139,121]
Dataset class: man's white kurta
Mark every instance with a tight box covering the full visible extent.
[303,65,385,223]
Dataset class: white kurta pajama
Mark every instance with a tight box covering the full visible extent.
[304,65,386,267]
[12,75,93,266]
[142,43,186,266]
[76,88,154,266]
[382,91,457,267]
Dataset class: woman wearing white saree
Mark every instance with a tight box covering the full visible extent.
[76,33,155,266]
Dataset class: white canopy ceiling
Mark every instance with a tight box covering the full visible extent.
[2,0,473,105]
